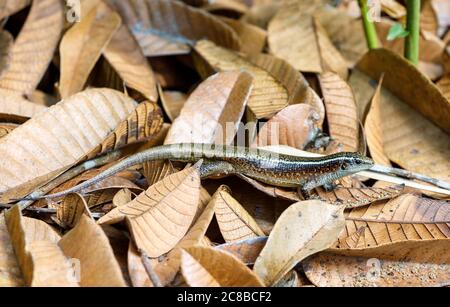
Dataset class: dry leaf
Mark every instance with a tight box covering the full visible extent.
[0,0,31,20]
[0,0,63,96]
[364,77,392,166]
[220,17,267,55]
[0,212,25,286]
[216,236,268,265]
[0,88,137,202]
[0,123,17,139]
[59,215,126,286]
[304,239,450,287]
[112,189,133,208]
[213,186,265,243]
[56,193,93,229]
[160,90,188,122]
[0,30,13,78]
[98,165,201,258]
[314,185,405,209]
[253,104,320,150]
[0,90,47,122]
[337,194,450,249]
[254,200,346,286]
[59,2,121,98]
[181,246,264,287]
[194,40,289,119]
[165,71,252,145]
[431,0,450,36]
[128,242,153,287]
[319,72,359,152]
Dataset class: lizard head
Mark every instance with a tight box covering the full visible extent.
[337,153,374,176]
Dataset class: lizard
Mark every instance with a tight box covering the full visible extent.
[22,143,374,200]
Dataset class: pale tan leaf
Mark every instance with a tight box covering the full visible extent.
[0,0,63,96]
[0,123,17,139]
[319,72,359,152]
[421,0,439,35]
[103,24,158,102]
[216,237,268,266]
[181,246,264,287]
[237,174,301,203]
[0,88,137,202]
[143,160,176,187]
[165,71,253,145]
[0,30,13,78]
[128,242,153,287]
[56,193,93,229]
[432,0,450,36]
[194,40,289,119]
[109,0,241,52]
[59,2,121,98]
[0,212,25,286]
[213,186,265,243]
[160,90,187,122]
[268,7,321,73]
[98,165,201,258]
[314,185,405,209]
[5,206,77,287]
[0,90,47,122]
[337,194,450,249]
[253,104,320,150]
[380,0,406,19]
[203,0,248,16]
[133,32,191,57]
[59,215,126,287]
[0,0,31,20]
[304,239,450,287]
[364,77,392,166]
[253,201,346,286]
[220,17,267,55]
[112,189,133,208]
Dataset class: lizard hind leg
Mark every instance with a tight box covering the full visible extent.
[200,161,237,179]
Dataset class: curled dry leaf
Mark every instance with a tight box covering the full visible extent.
[253,104,320,150]
[165,71,253,145]
[421,0,439,35]
[56,193,93,229]
[4,206,77,287]
[128,242,153,287]
[314,185,405,209]
[0,88,137,202]
[109,0,241,54]
[319,72,359,152]
[220,17,267,55]
[364,77,392,166]
[103,24,158,102]
[0,90,47,123]
[0,123,17,139]
[337,194,450,249]
[59,2,121,98]
[253,201,346,286]
[143,160,176,187]
[0,0,31,20]
[0,0,63,96]
[181,246,264,287]
[213,186,266,243]
[0,212,24,286]
[98,165,201,258]
[59,215,126,287]
[0,30,13,78]
[112,189,133,208]
[216,236,268,266]
[194,40,289,119]
[160,90,188,122]
[304,239,450,287]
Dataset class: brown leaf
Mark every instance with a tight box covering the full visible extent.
[220,17,267,55]
[56,193,93,229]
[0,0,63,96]
[103,24,158,102]
[181,246,264,287]
[143,160,176,187]
[319,72,359,152]
[337,194,450,249]
[0,90,47,123]
[59,215,126,286]
[4,206,78,286]
[364,76,392,166]
[165,71,252,145]
[0,88,137,202]
[314,185,405,209]
[421,0,439,35]
[127,242,152,287]
[59,2,121,98]
[213,186,265,243]
[253,104,320,150]
[432,0,450,36]
[98,165,201,258]
[0,212,25,286]
[160,90,188,122]
[304,239,450,287]
[109,0,241,53]
[0,0,31,20]
[0,30,13,78]
[194,40,289,119]
[112,189,133,208]
[0,123,17,139]
[216,237,268,266]
[254,201,346,286]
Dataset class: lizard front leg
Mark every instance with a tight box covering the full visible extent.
[200,161,237,179]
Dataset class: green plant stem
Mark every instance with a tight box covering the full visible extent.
[358,0,380,49]
[405,0,421,65]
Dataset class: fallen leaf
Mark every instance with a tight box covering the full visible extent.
[98,165,201,258]
[0,212,25,286]
[0,123,17,139]
[159,90,188,122]
[0,30,13,78]
[181,246,264,287]
[0,0,31,20]
[220,17,267,55]
[0,0,63,96]
[421,0,439,35]
[0,90,47,123]
[216,236,268,265]
[56,193,93,229]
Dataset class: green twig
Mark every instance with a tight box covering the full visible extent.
[358,0,380,49]
[405,0,421,65]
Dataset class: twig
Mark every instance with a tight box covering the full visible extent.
[17,149,124,210]
[405,0,421,65]
[140,251,163,287]
[358,0,380,49]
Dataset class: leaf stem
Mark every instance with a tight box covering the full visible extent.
[405,0,421,65]
[358,0,380,49]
